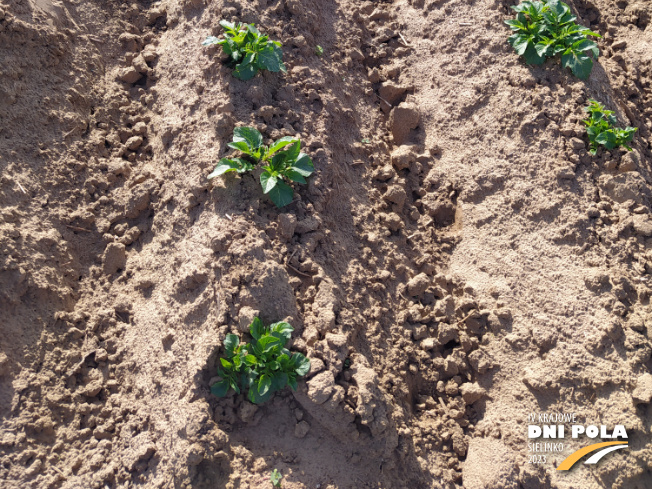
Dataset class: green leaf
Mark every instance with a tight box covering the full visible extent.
[250,317,265,340]
[270,152,288,172]
[288,375,298,391]
[256,44,284,73]
[227,141,251,153]
[258,335,281,353]
[202,36,220,46]
[595,130,618,149]
[266,137,299,158]
[223,334,239,355]
[561,48,593,79]
[271,372,288,391]
[220,358,233,369]
[260,171,279,194]
[219,20,236,31]
[233,55,258,80]
[258,374,272,396]
[284,170,307,184]
[267,180,294,208]
[504,19,527,31]
[523,43,546,65]
[208,158,249,179]
[244,354,257,366]
[246,24,261,37]
[293,353,311,376]
[211,379,230,397]
[510,34,533,56]
[270,322,294,344]
[233,127,263,151]
[572,39,599,58]
[290,154,314,177]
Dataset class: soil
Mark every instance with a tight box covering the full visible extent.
[1,0,651,488]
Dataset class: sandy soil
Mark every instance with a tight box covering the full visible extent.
[1,0,651,488]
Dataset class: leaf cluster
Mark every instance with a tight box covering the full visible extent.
[211,318,311,404]
[203,21,286,80]
[208,127,314,208]
[583,99,637,155]
[505,0,601,79]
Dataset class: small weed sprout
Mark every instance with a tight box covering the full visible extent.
[211,318,311,404]
[583,100,637,155]
[208,127,314,208]
[315,45,324,56]
[203,21,286,80]
[270,469,282,488]
[505,0,601,79]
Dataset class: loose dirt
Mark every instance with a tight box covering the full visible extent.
[1,0,651,488]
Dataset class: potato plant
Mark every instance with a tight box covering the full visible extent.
[270,469,282,488]
[211,318,311,404]
[505,0,600,79]
[203,21,286,80]
[208,127,314,208]
[583,100,637,154]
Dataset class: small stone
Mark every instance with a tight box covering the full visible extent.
[238,306,260,333]
[125,136,144,151]
[307,371,335,405]
[125,188,150,218]
[460,383,486,404]
[633,374,652,405]
[306,357,325,378]
[389,102,420,145]
[383,185,407,207]
[295,216,321,234]
[133,122,148,136]
[383,212,403,232]
[420,338,436,350]
[278,214,297,240]
[569,138,585,150]
[142,48,157,62]
[238,402,259,423]
[373,165,396,181]
[612,40,627,50]
[132,54,149,74]
[587,207,600,218]
[632,215,652,237]
[118,67,142,84]
[556,166,575,180]
[390,145,418,171]
[619,152,638,172]
[0,352,8,377]
[407,273,430,296]
[103,243,126,274]
[378,82,408,106]
[294,421,310,438]
[437,322,458,345]
[187,444,205,466]
[95,349,108,362]
[82,382,103,398]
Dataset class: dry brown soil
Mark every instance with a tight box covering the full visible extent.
[1,0,652,488]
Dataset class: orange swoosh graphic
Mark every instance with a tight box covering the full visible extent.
[556,441,628,471]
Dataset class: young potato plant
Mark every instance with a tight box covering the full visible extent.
[208,127,314,208]
[505,0,601,79]
[202,21,286,80]
[211,318,311,404]
[583,100,637,155]
[270,469,282,488]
